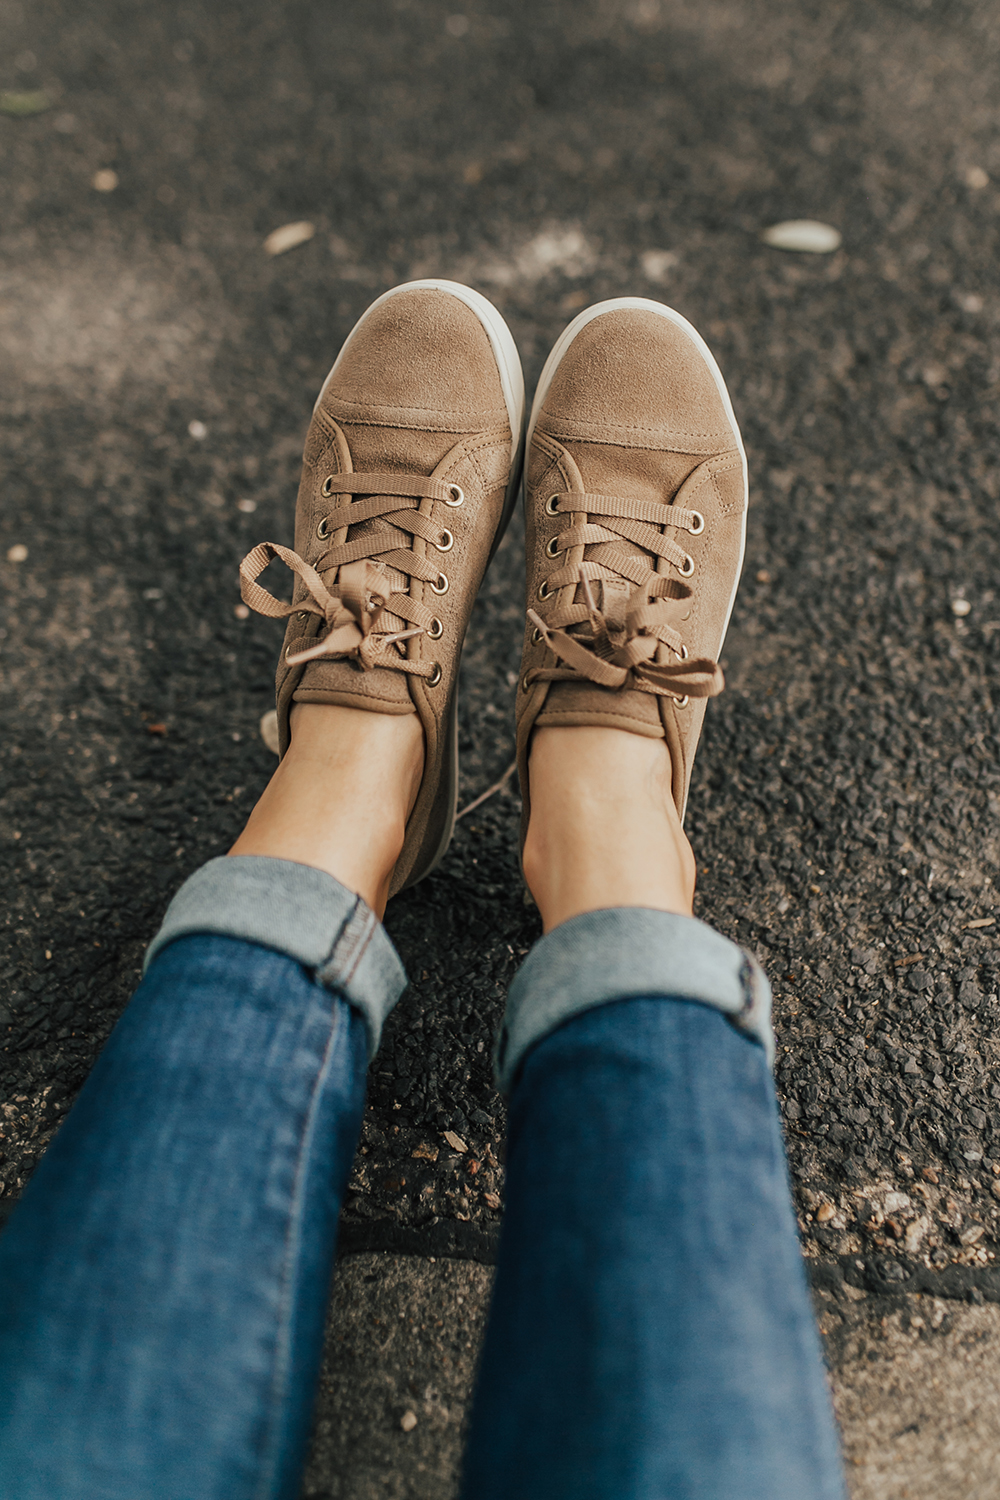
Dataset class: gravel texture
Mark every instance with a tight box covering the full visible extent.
[309,1255,1000,1500]
[2,0,1000,1380]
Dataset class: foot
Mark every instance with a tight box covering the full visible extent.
[516,299,748,926]
[238,281,525,900]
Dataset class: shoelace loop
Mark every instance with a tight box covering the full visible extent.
[238,472,458,679]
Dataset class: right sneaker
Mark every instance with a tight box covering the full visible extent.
[516,298,748,843]
[241,281,525,896]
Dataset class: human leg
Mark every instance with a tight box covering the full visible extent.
[462,301,845,1498]
[0,925,373,1500]
[0,281,525,1498]
[464,959,844,1500]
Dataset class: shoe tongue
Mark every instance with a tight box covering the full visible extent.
[331,423,459,598]
[572,447,698,612]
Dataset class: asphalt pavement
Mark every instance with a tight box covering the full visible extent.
[2,0,1000,1494]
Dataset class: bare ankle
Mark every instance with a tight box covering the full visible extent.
[523,726,696,932]
[229,703,424,916]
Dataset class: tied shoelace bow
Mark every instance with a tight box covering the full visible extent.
[239,472,463,680]
[524,488,725,702]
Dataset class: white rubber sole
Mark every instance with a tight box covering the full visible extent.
[526,296,749,654]
[315,278,526,466]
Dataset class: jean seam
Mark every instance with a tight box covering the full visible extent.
[254,997,346,1500]
[320,899,376,993]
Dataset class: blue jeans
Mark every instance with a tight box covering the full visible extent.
[0,857,845,1500]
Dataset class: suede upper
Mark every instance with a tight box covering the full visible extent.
[243,286,522,896]
[517,304,747,836]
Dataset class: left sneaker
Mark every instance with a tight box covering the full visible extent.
[516,297,748,837]
[241,280,525,895]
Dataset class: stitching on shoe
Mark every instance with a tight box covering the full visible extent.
[323,397,508,420]
[541,412,737,440]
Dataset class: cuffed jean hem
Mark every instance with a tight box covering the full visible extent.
[143,855,407,1058]
[496,907,773,1093]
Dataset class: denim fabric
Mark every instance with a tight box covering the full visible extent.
[496,906,774,1092]
[0,892,841,1500]
[145,855,407,1057]
[0,935,368,1500]
[465,997,846,1500]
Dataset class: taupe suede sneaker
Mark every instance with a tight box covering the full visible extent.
[241,280,524,895]
[516,297,747,837]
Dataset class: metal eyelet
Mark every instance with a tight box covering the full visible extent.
[445,484,465,507]
[427,617,443,640]
[430,572,449,595]
[531,625,544,645]
[322,475,335,497]
[678,553,695,577]
[687,511,705,535]
[545,535,561,559]
[537,579,553,601]
[679,642,689,660]
[296,610,310,621]
[522,672,533,692]
[545,494,560,516]
[434,528,454,553]
[673,695,690,708]
[316,517,331,540]
[427,662,443,687]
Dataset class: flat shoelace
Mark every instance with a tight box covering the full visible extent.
[524,489,724,702]
[239,473,460,679]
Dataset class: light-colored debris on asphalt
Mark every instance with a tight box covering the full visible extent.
[0,90,51,115]
[263,220,316,256]
[761,219,842,253]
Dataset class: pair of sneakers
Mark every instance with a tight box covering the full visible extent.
[240,280,748,898]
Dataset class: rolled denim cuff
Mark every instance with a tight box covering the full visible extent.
[143,855,406,1058]
[496,907,773,1094]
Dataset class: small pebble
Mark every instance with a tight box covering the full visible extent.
[965,166,989,190]
[188,420,208,440]
[815,1202,836,1223]
[640,249,678,283]
[761,219,842,254]
[6,543,28,563]
[234,604,250,620]
[263,220,315,257]
[237,498,257,513]
[259,709,280,755]
[92,168,119,193]
[400,1410,418,1432]
[756,569,772,583]
[443,1130,468,1153]
[951,598,971,617]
